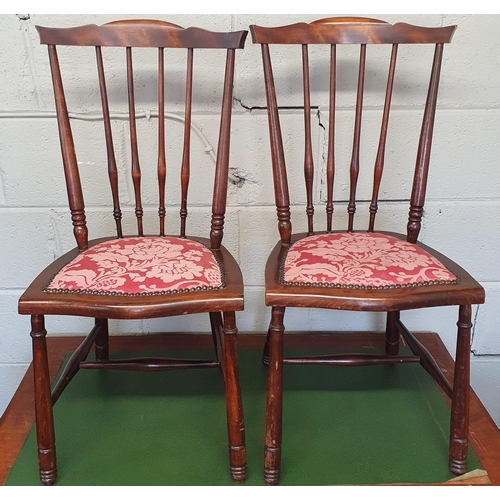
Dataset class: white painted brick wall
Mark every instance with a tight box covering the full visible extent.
[1,14,499,430]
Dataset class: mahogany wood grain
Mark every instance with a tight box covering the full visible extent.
[180,48,193,238]
[385,310,400,355]
[347,44,365,232]
[96,46,123,238]
[325,44,336,232]
[250,17,482,485]
[211,49,237,250]
[369,43,398,232]
[407,43,444,244]
[396,317,453,398]
[48,45,88,251]
[50,320,104,404]
[264,307,285,485]
[302,44,315,235]
[222,312,247,482]
[30,316,56,486]
[449,305,472,474]
[21,19,248,485]
[261,43,291,245]
[94,318,109,361]
[126,47,144,237]
[157,48,167,236]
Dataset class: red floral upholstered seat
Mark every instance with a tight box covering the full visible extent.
[281,233,459,289]
[44,237,224,296]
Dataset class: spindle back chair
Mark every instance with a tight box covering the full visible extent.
[18,20,247,485]
[250,17,485,485]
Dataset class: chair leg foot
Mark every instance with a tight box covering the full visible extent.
[40,462,57,486]
[449,455,467,476]
[229,457,247,483]
[264,446,281,485]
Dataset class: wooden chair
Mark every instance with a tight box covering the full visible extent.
[18,20,247,485]
[250,17,485,485]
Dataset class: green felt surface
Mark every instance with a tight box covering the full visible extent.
[6,348,481,486]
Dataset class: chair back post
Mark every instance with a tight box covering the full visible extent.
[47,44,88,251]
[261,43,292,245]
[407,43,445,243]
[210,48,236,250]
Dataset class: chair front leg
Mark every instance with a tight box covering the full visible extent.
[222,311,247,483]
[449,304,472,475]
[30,315,57,486]
[264,306,285,486]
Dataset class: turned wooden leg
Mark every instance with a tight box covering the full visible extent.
[94,318,109,361]
[264,306,285,486]
[385,311,400,355]
[222,311,247,483]
[449,304,472,475]
[30,315,57,486]
[210,312,224,368]
[262,329,270,366]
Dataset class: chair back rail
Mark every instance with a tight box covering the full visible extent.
[37,21,247,251]
[250,18,456,244]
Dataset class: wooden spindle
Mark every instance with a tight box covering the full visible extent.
[326,44,336,233]
[262,44,291,245]
[126,47,143,236]
[96,46,123,238]
[211,49,236,250]
[48,45,88,251]
[407,43,444,243]
[369,43,398,232]
[302,44,314,235]
[180,48,193,238]
[347,44,366,232]
[158,47,167,237]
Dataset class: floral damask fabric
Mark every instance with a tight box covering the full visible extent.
[281,232,458,289]
[44,237,224,296]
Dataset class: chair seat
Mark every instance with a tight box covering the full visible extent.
[19,236,243,319]
[281,232,458,289]
[265,232,484,312]
[44,236,224,296]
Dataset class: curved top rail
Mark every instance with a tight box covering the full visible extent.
[250,17,456,45]
[36,20,248,49]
